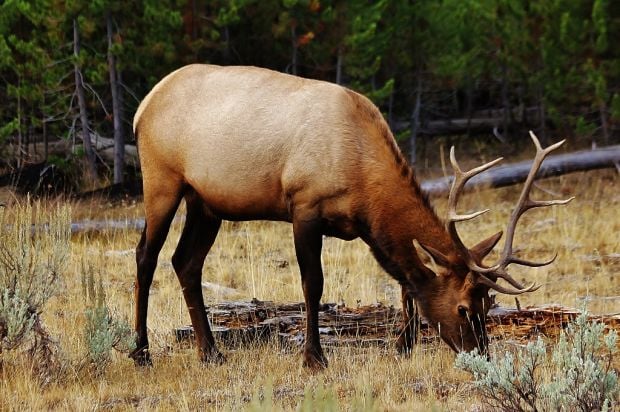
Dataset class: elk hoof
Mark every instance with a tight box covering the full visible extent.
[200,348,226,365]
[395,337,413,357]
[130,346,153,367]
[302,349,328,370]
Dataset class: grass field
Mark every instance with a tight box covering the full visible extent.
[0,162,618,410]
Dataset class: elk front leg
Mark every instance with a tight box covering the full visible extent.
[293,218,327,370]
[396,286,420,355]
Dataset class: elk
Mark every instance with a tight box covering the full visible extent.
[131,64,572,369]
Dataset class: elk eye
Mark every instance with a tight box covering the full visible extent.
[458,305,468,317]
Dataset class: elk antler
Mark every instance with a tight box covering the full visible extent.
[447,131,574,295]
[446,147,503,274]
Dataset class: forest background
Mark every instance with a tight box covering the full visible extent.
[1,0,619,190]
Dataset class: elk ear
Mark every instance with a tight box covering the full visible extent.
[413,239,451,273]
[470,231,503,261]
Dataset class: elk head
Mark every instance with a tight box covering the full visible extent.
[414,132,573,354]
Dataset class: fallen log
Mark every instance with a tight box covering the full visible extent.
[392,106,541,136]
[174,299,620,350]
[421,144,620,196]
[70,218,145,233]
[3,135,139,167]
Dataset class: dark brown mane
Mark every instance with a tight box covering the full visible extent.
[344,88,439,221]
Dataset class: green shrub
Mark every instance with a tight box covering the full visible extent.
[0,201,70,349]
[0,201,71,382]
[82,265,135,373]
[455,311,619,412]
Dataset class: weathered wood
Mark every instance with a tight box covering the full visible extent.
[107,12,124,185]
[70,218,145,233]
[73,19,98,182]
[421,145,620,196]
[174,300,620,349]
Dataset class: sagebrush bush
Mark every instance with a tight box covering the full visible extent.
[82,265,135,372]
[455,311,619,412]
[0,287,35,350]
[0,201,70,375]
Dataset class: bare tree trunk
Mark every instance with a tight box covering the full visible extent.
[222,26,231,64]
[501,64,511,141]
[335,46,343,85]
[599,101,609,145]
[465,77,473,137]
[191,0,198,40]
[290,25,298,75]
[536,82,547,145]
[117,69,125,141]
[107,13,124,185]
[387,87,394,130]
[17,75,22,169]
[73,18,98,184]
[25,119,30,160]
[42,96,48,162]
[409,73,422,166]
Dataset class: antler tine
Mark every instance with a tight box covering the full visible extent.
[477,274,541,295]
[447,146,503,274]
[448,146,503,183]
[528,198,575,209]
[510,253,557,268]
[490,252,558,290]
[490,131,574,289]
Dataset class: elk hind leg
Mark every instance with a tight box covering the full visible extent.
[171,191,224,363]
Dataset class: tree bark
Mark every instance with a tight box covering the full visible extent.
[290,25,298,75]
[387,86,394,130]
[191,0,198,40]
[599,101,609,145]
[17,74,22,169]
[501,63,511,140]
[421,145,620,196]
[42,104,48,162]
[73,18,98,184]
[465,77,473,137]
[538,87,547,145]
[222,26,231,64]
[335,46,343,85]
[107,12,124,185]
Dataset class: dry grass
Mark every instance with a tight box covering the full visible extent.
[0,168,618,411]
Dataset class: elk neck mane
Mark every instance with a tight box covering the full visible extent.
[344,89,442,228]
[342,89,455,283]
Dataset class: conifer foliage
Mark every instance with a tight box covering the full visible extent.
[1,1,619,186]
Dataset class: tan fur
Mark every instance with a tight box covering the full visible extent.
[137,65,372,222]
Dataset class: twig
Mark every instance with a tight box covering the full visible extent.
[119,81,141,104]
[82,80,110,117]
